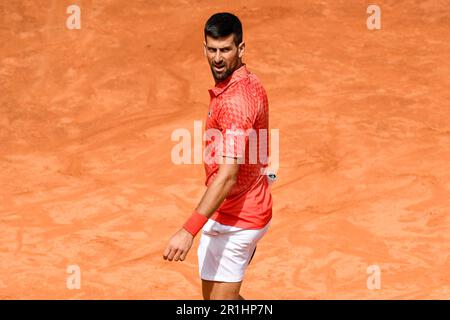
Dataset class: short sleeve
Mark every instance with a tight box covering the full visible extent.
[216,94,254,159]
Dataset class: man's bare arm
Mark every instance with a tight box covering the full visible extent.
[163,156,239,262]
[195,156,239,217]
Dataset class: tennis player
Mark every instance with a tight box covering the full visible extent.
[163,12,273,300]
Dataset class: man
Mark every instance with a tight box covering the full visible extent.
[163,12,273,300]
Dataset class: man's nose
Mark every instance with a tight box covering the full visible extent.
[213,51,222,63]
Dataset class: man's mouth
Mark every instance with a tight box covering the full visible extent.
[214,64,225,72]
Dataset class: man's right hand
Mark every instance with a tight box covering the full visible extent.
[163,228,194,262]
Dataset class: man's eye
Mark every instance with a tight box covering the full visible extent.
[208,49,216,53]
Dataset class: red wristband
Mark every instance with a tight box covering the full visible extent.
[183,210,208,237]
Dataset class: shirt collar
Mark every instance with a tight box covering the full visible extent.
[208,64,249,98]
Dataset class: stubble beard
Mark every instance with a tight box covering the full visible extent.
[211,64,232,82]
[210,58,240,83]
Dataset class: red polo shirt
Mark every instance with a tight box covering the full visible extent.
[204,64,272,230]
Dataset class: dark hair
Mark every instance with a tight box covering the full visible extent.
[204,12,243,46]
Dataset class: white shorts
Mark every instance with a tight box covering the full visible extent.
[197,219,271,282]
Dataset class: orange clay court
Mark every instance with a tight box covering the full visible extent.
[1,0,449,299]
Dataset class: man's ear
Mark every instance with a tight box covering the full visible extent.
[203,41,207,57]
[238,41,245,58]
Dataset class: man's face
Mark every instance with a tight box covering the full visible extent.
[204,34,245,82]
